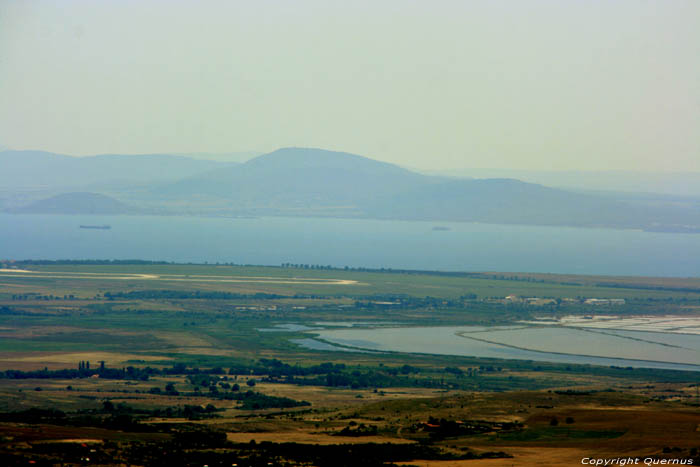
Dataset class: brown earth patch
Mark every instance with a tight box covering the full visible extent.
[397,447,589,467]
[226,430,414,445]
[0,351,169,370]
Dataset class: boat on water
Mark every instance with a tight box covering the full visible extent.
[79,225,111,230]
[432,226,451,231]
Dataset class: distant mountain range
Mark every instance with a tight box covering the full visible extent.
[425,168,700,198]
[3,147,700,232]
[155,148,443,210]
[0,150,235,189]
[10,192,135,215]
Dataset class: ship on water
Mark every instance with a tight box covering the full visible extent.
[79,225,111,230]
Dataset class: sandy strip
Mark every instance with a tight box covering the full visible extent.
[33,439,103,444]
[0,270,361,285]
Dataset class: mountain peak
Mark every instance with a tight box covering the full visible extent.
[245,147,403,172]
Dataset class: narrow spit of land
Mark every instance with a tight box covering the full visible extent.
[0,269,361,285]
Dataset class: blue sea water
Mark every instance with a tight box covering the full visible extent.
[1,214,699,277]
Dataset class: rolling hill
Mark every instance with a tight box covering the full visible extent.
[0,150,234,189]
[155,147,443,207]
[11,192,136,215]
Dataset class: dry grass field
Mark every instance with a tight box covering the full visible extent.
[1,378,697,465]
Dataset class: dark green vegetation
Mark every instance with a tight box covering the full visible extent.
[0,435,511,467]
[0,262,699,465]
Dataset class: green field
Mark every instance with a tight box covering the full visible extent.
[4,262,700,299]
[2,261,700,373]
[1,262,699,465]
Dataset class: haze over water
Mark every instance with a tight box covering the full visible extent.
[3,214,700,277]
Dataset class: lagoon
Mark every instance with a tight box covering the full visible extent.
[308,325,700,371]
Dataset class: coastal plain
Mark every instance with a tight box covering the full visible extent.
[0,262,699,465]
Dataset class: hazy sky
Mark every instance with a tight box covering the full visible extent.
[1,0,698,171]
